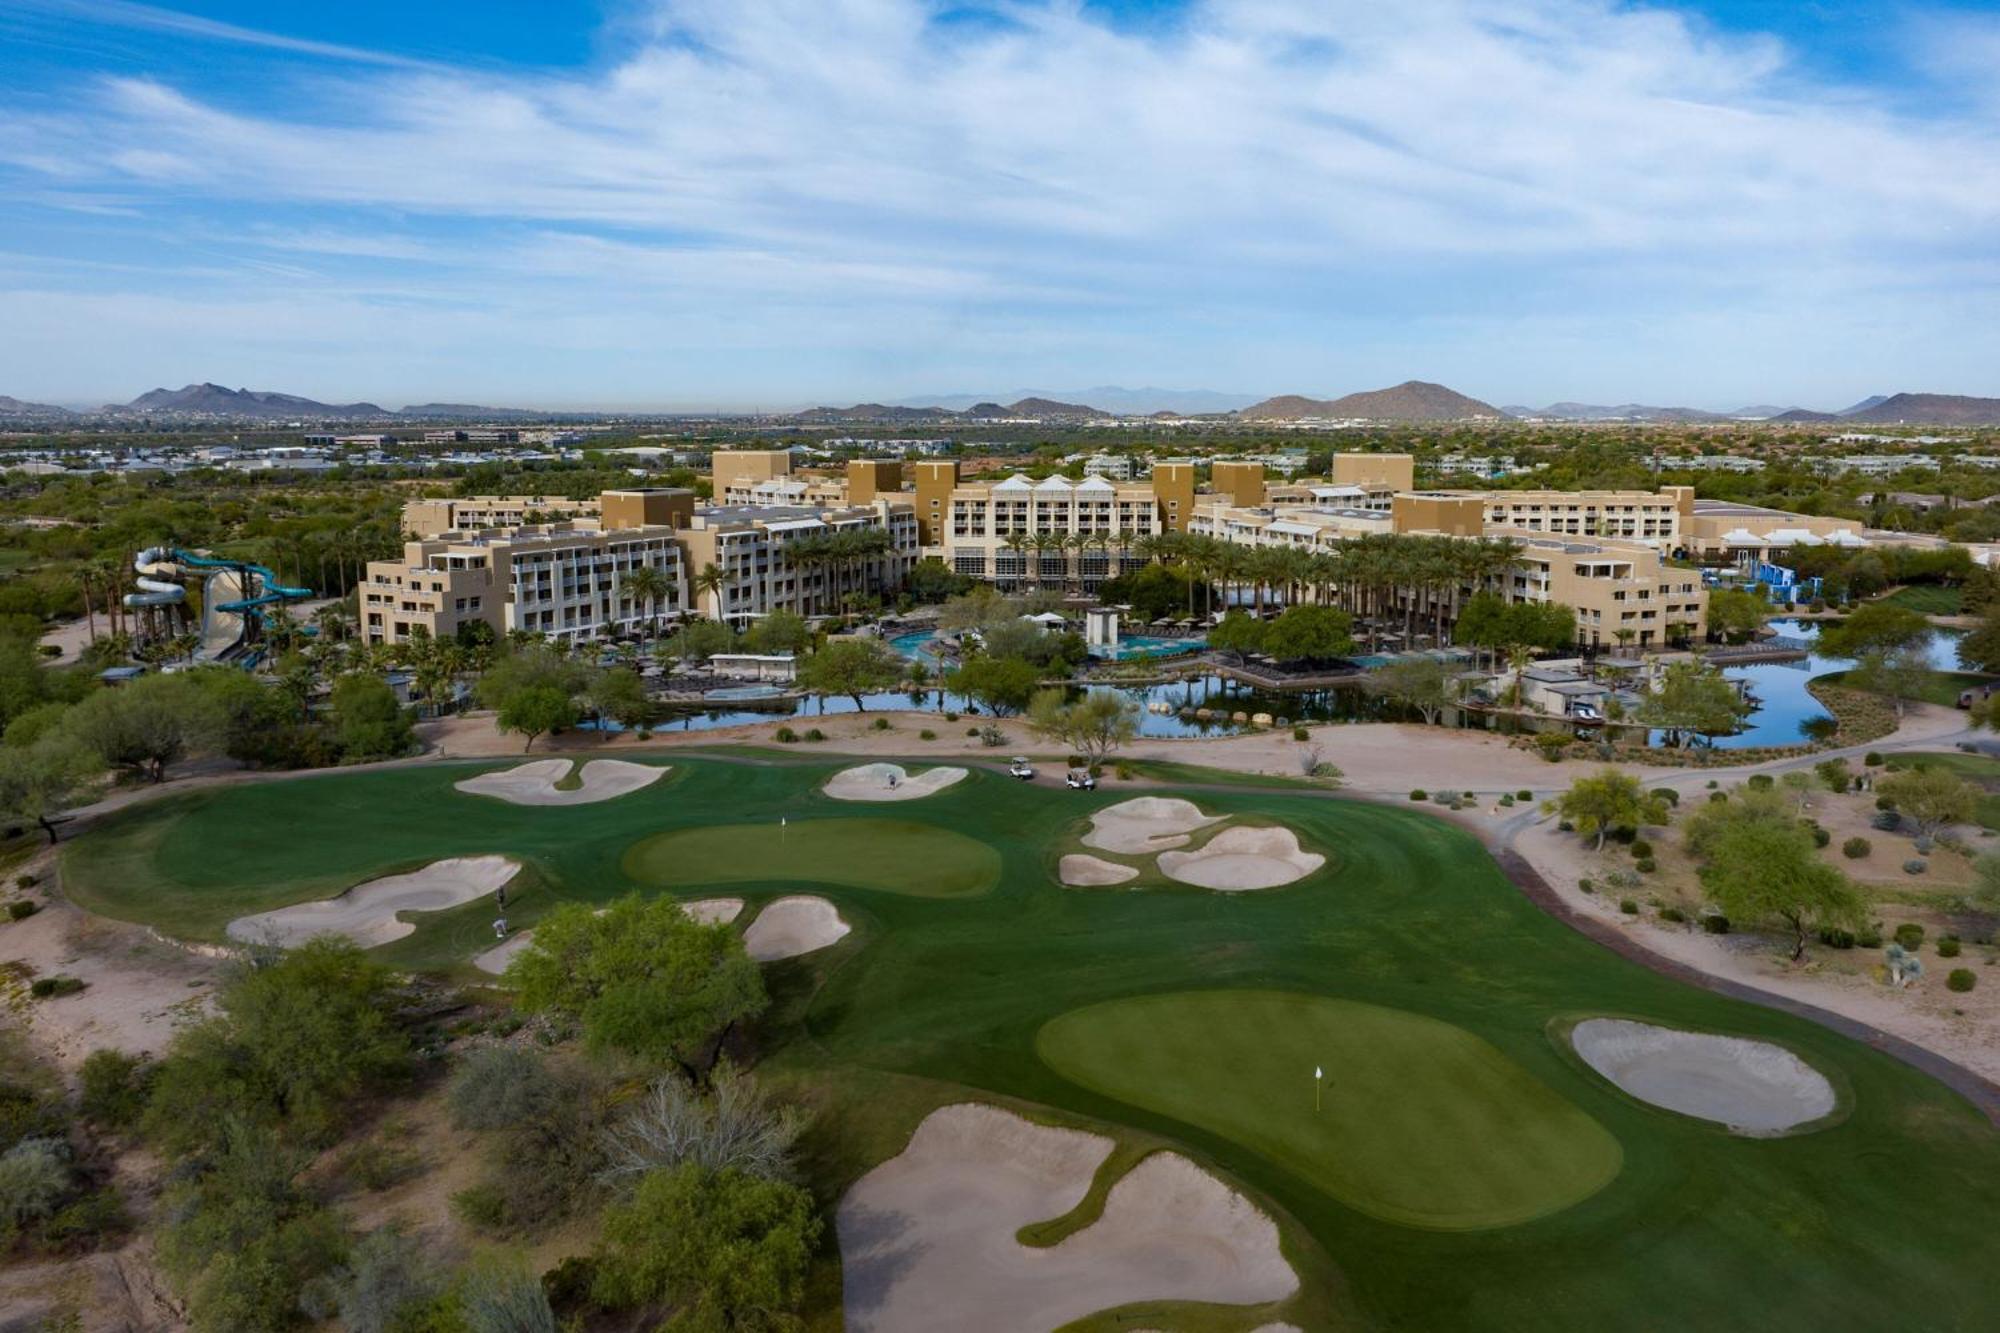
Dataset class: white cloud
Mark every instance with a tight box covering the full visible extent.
[0,0,1997,403]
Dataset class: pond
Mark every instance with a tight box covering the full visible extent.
[1691,617,1968,750]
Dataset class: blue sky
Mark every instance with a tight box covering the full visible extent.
[1,0,1996,412]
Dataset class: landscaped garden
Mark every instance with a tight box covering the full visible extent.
[60,754,2000,1330]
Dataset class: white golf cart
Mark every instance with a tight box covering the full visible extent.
[1008,757,1036,781]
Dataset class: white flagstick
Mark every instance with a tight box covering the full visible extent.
[1315,1065,1323,1113]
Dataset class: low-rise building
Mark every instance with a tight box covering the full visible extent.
[403,494,602,538]
[676,500,919,625]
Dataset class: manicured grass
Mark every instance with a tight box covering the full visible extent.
[622,818,999,899]
[1038,990,1622,1230]
[1882,585,1964,616]
[61,754,2000,1330]
[1816,667,1997,708]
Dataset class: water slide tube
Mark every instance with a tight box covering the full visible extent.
[123,545,187,609]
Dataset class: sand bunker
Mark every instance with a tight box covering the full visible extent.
[473,897,742,975]
[1082,797,1223,854]
[454,759,667,806]
[824,763,969,802]
[743,896,851,961]
[1059,854,1140,887]
[1157,826,1324,891]
[230,856,519,950]
[839,1103,1297,1332]
[683,897,745,925]
[1570,1019,1838,1135]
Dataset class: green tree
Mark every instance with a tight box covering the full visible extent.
[1957,605,2000,675]
[1635,660,1751,747]
[0,731,96,843]
[944,655,1042,716]
[592,1164,820,1330]
[1876,766,1977,837]
[497,685,577,752]
[587,667,653,730]
[795,638,903,712]
[740,609,812,656]
[1818,603,1929,658]
[1367,657,1463,725]
[1845,645,1933,716]
[1550,769,1668,850]
[1704,587,1769,643]
[1261,605,1355,663]
[1027,688,1139,763]
[661,619,739,666]
[330,675,413,760]
[64,671,221,782]
[1697,819,1860,961]
[508,896,766,1077]
[1206,610,1264,662]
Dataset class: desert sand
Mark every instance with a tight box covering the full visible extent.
[1570,1017,1838,1134]
[1157,826,1325,890]
[743,895,851,961]
[839,1103,1297,1332]
[228,855,519,949]
[824,763,969,802]
[683,897,746,925]
[454,758,667,806]
[1059,854,1141,886]
[1083,797,1223,854]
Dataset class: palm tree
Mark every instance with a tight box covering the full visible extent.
[1000,531,1030,591]
[619,564,673,641]
[694,563,726,620]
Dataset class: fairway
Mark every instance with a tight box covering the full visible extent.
[1037,990,1623,1229]
[623,818,1000,898]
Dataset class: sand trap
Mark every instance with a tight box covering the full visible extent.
[683,897,745,925]
[839,1103,1297,1332]
[824,763,969,802]
[1157,826,1324,891]
[1059,854,1140,887]
[1570,1018,1838,1135]
[454,759,668,806]
[473,897,743,975]
[743,895,851,961]
[230,856,519,950]
[1082,797,1223,854]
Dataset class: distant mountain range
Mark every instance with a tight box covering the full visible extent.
[894,386,1260,415]
[114,384,392,419]
[796,396,1111,423]
[0,395,73,419]
[1237,381,1508,421]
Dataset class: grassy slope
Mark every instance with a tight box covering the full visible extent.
[1882,585,1964,616]
[61,755,2000,1331]
[1816,667,1995,708]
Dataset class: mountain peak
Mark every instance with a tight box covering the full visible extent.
[1238,381,1508,421]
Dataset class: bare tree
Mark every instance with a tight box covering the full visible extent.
[600,1064,805,1184]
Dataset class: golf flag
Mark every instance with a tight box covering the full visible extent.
[1315,1066,1323,1079]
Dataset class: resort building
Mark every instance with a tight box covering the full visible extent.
[364,489,694,646]
[401,493,601,538]
[917,464,1196,588]
[1681,500,1871,561]
[674,500,920,626]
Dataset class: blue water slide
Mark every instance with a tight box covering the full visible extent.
[168,548,311,613]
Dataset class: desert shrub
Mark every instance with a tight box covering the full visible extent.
[1658,906,1686,923]
[1843,837,1872,859]
[1653,788,1679,806]
[1703,913,1730,934]
[1607,870,1641,890]
[870,717,890,731]
[1619,899,1639,915]
[978,725,1006,747]
[39,1187,126,1250]
[1409,789,1427,801]
[460,1259,558,1333]
[601,1066,804,1184]
[1629,839,1654,859]
[1292,726,1310,742]
[804,728,826,742]
[1905,859,1928,875]
[451,1181,508,1229]
[1948,969,1977,993]
[1808,823,1831,848]
[1433,790,1460,805]
[77,1050,150,1130]
[0,1137,68,1237]
[1115,762,1134,780]
[1558,820,1574,832]
[456,1069,610,1233]
[1636,857,1658,873]
[1876,796,1898,811]
[1914,835,1936,856]
[1865,751,1884,766]
[1818,927,1856,949]
[449,1047,560,1131]
[965,726,980,737]
[1706,779,1719,788]
[1708,791,1728,803]
[333,1138,423,1193]
[1747,774,1774,790]
[1858,925,1883,948]
[1871,811,1901,831]
[1517,789,1533,801]
[1939,935,1962,958]
[1895,923,1926,949]
[320,1225,438,1333]
[1578,878,1595,894]
[773,726,798,743]
[919,729,936,740]
[13,875,32,889]
[943,711,960,722]
[1499,794,1515,807]
[6,901,35,921]
[28,977,82,999]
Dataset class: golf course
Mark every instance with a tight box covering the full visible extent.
[61,753,2000,1330]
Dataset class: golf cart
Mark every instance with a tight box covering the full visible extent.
[1008,757,1036,781]
[1065,769,1097,790]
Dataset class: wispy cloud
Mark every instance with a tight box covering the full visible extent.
[0,0,1996,405]
[1,0,439,70]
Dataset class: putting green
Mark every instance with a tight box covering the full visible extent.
[622,818,1001,898]
[1037,989,1623,1230]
